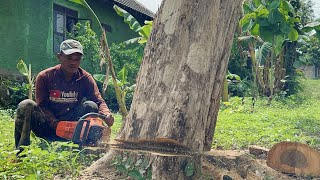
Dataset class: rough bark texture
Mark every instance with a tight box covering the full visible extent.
[119,0,242,152]
[82,0,242,179]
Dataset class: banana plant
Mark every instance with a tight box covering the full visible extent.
[94,66,136,113]
[17,59,34,99]
[113,5,153,45]
[239,0,300,99]
[222,71,242,102]
[69,0,128,117]
[240,0,299,55]
[302,21,320,39]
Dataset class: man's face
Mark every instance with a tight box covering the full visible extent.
[57,52,82,76]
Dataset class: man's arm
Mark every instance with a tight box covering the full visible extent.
[35,73,58,129]
[86,75,114,126]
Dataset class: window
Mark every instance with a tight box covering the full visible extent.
[53,4,78,53]
[101,23,112,33]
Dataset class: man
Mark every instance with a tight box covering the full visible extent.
[15,39,114,149]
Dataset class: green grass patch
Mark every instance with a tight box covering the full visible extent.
[111,114,122,139]
[0,111,123,179]
[215,100,320,149]
[214,79,320,150]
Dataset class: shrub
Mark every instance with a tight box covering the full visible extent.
[98,43,142,112]
[0,75,28,109]
[67,21,101,75]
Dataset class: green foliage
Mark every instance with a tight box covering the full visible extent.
[113,5,153,45]
[228,33,252,85]
[299,36,320,65]
[69,0,129,118]
[113,5,141,33]
[228,77,253,97]
[0,111,122,179]
[110,43,143,84]
[256,41,272,65]
[94,65,136,112]
[240,0,300,55]
[95,43,142,111]
[184,161,195,177]
[111,153,151,180]
[0,76,28,109]
[294,0,315,25]
[236,0,314,98]
[215,79,320,150]
[16,59,35,99]
[67,21,101,74]
[1,137,98,179]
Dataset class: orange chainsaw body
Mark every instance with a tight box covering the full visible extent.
[56,121,78,140]
[55,113,108,146]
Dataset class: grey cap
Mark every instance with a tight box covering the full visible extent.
[60,39,84,55]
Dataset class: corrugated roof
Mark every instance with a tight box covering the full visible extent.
[114,0,155,18]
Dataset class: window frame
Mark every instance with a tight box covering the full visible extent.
[53,4,78,53]
[101,23,112,33]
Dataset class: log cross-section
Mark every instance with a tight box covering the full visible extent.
[267,141,320,176]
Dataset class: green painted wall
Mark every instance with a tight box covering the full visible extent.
[0,1,52,74]
[0,0,137,75]
[86,0,138,43]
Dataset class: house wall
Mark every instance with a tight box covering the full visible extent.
[86,0,138,43]
[0,0,53,74]
[300,65,316,78]
[0,0,137,75]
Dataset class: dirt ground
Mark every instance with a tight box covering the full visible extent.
[68,147,320,180]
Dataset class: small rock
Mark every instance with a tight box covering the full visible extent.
[249,145,269,158]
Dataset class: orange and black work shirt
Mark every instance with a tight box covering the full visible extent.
[35,64,111,129]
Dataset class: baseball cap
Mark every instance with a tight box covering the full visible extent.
[60,39,84,55]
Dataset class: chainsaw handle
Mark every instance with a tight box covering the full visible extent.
[72,119,90,146]
[80,112,114,127]
[79,112,108,120]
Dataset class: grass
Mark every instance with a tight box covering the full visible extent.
[214,79,320,150]
[1,79,320,178]
[215,99,320,149]
[0,111,123,179]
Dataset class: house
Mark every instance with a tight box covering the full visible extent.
[0,0,154,75]
[300,65,320,78]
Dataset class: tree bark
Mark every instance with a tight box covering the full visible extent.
[82,0,242,179]
[119,0,242,152]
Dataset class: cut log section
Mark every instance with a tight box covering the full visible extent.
[267,141,320,176]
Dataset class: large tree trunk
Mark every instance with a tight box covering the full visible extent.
[82,0,242,179]
[119,0,242,152]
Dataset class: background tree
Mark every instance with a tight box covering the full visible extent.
[67,21,101,74]
[300,36,320,66]
[81,0,242,179]
[293,0,315,25]
[239,0,305,101]
[282,0,315,96]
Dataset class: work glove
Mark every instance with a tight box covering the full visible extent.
[104,114,114,127]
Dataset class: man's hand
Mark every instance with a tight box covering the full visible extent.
[104,114,114,127]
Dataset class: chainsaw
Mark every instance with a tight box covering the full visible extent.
[55,113,111,147]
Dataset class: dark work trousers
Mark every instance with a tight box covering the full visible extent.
[14,99,98,149]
